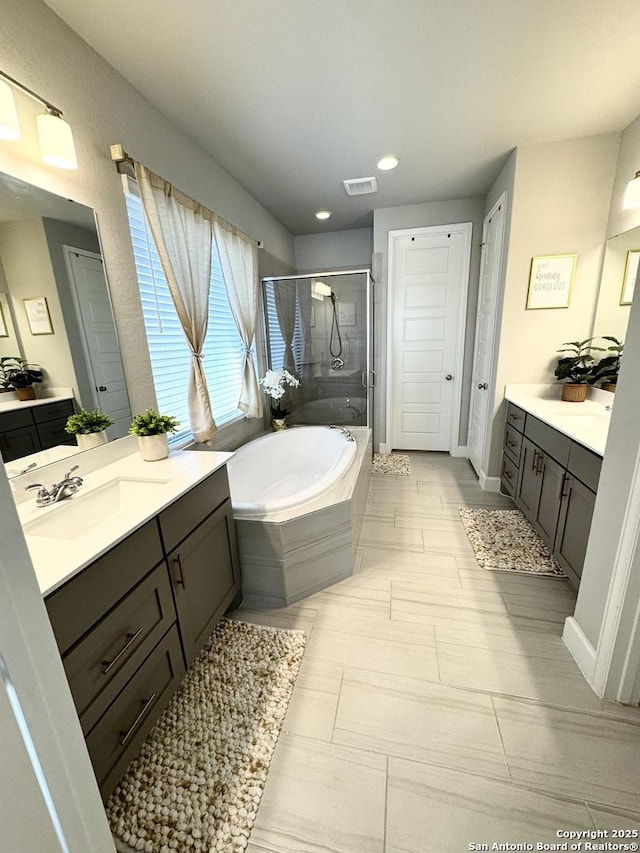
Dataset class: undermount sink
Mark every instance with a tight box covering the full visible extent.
[556,414,609,430]
[23,477,171,540]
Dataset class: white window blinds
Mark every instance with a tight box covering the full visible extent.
[124,186,246,443]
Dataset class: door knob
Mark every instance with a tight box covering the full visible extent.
[97,385,107,391]
[445,374,453,381]
[478,382,488,390]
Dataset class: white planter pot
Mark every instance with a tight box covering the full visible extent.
[137,433,169,462]
[76,431,108,451]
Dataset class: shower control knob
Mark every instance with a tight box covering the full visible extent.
[478,382,488,390]
[445,374,453,381]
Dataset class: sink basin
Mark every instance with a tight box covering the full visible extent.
[556,414,609,430]
[24,477,171,540]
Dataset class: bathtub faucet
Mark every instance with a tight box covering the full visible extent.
[328,424,355,441]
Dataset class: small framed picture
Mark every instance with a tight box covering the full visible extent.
[23,296,54,335]
[620,250,639,306]
[526,255,577,310]
[0,301,7,337]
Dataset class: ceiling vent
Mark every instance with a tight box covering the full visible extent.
[343,176,378,196]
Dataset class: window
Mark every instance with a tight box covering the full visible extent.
[263,280,304,372]
[124,185,246,443]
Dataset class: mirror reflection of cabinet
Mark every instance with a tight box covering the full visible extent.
[0,171,132,477]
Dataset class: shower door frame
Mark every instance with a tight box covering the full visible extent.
[260,269,373,428]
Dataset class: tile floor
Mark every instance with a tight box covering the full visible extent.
[230,451,640,852]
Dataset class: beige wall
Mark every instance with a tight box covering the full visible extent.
[294,228,373,272]
[0,0,294,424]
[373,197,486,450]
[0,218,79,393]
[487,134,620,476]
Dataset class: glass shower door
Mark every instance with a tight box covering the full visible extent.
[262,271,371,427]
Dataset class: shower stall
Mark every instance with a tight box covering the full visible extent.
[261,269,373,427]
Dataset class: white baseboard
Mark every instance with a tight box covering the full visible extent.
[563,616,597,686]
[378,443,391,455]
[451,445,468,458]
[479,473,501,493]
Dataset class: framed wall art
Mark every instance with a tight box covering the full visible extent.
[526,254,577,310]
[620,249,639,306]
[23,296,54,335]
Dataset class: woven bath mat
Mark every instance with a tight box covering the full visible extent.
[458,507,566,577]
[372,453,410,475]
[107,619,306,853]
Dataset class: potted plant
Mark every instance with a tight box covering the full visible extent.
[554,339,603,402]
[129,408,180,461]
[0,356,44,401]
[259,369,300,430]
[65,408,114,450]
[589,336,624,393]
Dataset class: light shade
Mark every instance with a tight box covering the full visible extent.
[36,110,78,170]
[314,209,332,220]
[624,171,640,209]
[377,154,399,171]
[0,80,21,141]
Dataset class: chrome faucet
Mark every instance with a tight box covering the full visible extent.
[328,424,355,441]
[26,465,83,507]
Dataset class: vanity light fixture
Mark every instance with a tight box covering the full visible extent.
[623,170,640,209]
[0,69,78,170]
[377,154,400,171]
[315,209,332,220]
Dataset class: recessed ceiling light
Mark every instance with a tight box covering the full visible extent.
[377,155,399,171]
[315,209,332,220]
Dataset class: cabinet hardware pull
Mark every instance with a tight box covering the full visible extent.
[173,554,186,589]
[507,439,517,448]
[102,627,144,675]
[536,452,544,474]
[504,471,512,480]
[561,474,570,500]
[119,692,157,747]
[531,449,538,471]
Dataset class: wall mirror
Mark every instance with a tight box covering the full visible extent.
[0,171,131,478]
[592,225,639,343]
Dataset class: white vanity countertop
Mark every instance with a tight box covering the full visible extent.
[18,448,233,597]
[0,391,75,414]
[504,384,611,456]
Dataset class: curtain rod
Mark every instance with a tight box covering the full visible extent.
[109,144,263,248]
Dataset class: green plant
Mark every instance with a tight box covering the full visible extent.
[65,408,114,435]
[0,356,43,390]
[554,339,603,385]
[589,336,624,387]
[129,408,180,436]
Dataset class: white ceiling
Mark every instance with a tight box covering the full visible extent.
[44,0,640,236]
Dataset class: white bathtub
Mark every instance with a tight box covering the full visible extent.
[228,426,371,608]
[227,425,358,519]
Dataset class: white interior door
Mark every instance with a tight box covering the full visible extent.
[468,196,507,478]
[388,224,471,451]
[64,247,131,439]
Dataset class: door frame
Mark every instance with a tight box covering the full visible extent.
[63,245,102,411]
[468,192,508,485]
[385,223,472,455]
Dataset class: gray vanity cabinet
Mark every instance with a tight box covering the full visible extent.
[0,399,75,462]
[159,466,241,667]
[44,463,242,799]
[514,437,539,516]
[554,474,597,589]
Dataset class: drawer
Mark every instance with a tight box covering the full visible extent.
[45,519,164,655]
[524,415,571,467]
[505,402,526,433]
[86,625,185,799]
[568,442,602,493]
[63,562,177,734]
[501,453,518,496]
[32,399,75,424]
[503,423,523,465]
[36,416,76,450]
[159,465,230,553]
[0,407,34,431]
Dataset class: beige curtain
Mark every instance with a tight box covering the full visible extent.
[273,281,298,372]
[135,162,216,442]
[213,221,262,418]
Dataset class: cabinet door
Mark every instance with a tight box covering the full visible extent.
[554,475,596,591]
[515,437,540,519]
[0,425,40,462]
[531,452,564,549]
[168,499,241,666]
